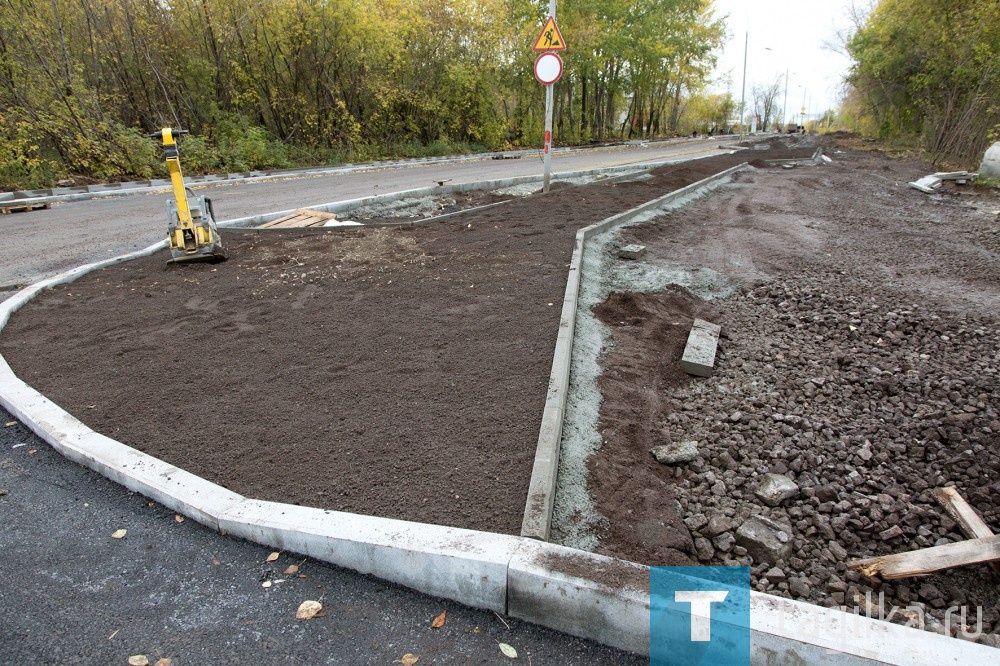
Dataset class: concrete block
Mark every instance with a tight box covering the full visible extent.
[617,244,647,260]
[980,142,1000,179]
[680,318,721,377]
[508,540,651,656]
[219,500,519,613]
[908,176,942,193]
[750,592,1000,665]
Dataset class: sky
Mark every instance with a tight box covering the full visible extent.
[708,0,865,124]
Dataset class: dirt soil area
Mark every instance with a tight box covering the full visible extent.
[0,146,798,536]
[590,136,1000,642]
[5,136,996,642]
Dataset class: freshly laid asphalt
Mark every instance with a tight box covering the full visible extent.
[0,405,645,665]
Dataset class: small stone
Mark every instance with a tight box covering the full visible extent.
[684,513,709,531]
[729,411,743,423]
[814,485,838,503]
[828,541,849,561]
[880,525,904,541]
[764,567,787,583]
[651,441,699,464]
[713,532,736,552]
[694,537,714,561]
[754,473,800,506]
[617,244,647,260]
[703,515,735,538]
[788,578,812,598]
[735,515,794,564]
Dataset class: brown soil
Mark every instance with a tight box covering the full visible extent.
[0,147,799,535]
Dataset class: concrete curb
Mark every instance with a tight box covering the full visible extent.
[0,135,721,207]
[217,160,690,230]
[519,162,749,541]
[1,175,997,663]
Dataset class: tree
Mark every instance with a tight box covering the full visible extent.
[846,0,1000,165]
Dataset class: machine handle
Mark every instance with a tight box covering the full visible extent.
[149,128,189,140]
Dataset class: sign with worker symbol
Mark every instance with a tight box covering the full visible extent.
[533,16,566,52]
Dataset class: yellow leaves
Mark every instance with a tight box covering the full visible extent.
[111,529,127,539]
[431,610,446,629]
[295,600,324,619]
[497,642,518,659]
[174,515,185,524]
[127,656,148,666]
[266,551,281,562]
[394,654,419,666]
[283,564,300,575]
[154,660,173,666]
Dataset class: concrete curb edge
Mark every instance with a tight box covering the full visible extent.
[1,174,996,663]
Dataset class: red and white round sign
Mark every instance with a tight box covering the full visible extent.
[534,52,563,85]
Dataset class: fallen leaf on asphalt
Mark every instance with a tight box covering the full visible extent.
[4,421,14,427]
[283,564,299,575]
[174,515,184,524]
[431,610,447,629]
[394,654,419,666]
[154,659,172,666]
[295,599,323,619]
[27,449,37,454]
[86,404,96,409]
[261,580,272,588]
[266,551,281,562]
[127,656,149,666]
[498,642,518,659]
[111,529,127,539]
[211,557,221,566]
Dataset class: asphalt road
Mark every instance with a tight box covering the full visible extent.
[0,142,729,664]
[0,137,730,292]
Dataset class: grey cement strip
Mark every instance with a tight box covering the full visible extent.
[217,162,675,230]
[519,163,750,542]
[0,181,995,663]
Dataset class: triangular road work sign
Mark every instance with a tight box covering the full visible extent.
[533,16,566,52]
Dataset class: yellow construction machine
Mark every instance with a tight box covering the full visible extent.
[152,128,227,263]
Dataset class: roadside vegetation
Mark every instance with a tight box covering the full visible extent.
[842,0,1000,168]
[0,0,725,190]
[2,0,998,190]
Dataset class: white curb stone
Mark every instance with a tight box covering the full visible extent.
[219,500,520,613]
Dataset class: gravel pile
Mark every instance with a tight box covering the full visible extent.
[585,141,1000,644]
[671,281,998,637]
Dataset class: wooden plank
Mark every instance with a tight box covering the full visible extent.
[932,486,1000,576]
[848,534,1000,580]
[295,208,336,220]
[0,202,50,214]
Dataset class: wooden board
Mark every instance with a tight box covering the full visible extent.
[848,534,1000,580]
[932,486,1000,576]
[258,208,337,229]
[0,201,51,214]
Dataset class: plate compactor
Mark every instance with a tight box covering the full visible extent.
[152,128,227,264]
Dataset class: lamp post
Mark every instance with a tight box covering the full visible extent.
[738,31,748,143]
[782,68,789,132]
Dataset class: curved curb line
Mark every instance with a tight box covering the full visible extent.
[519,162,750,542]
[1,181,996,663]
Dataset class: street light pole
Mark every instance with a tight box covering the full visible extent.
[782,68,789,132]
[739,31,748,143]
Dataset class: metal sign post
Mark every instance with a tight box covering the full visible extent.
[533,1,563,193]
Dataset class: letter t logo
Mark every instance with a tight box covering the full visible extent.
[674,591,729,641]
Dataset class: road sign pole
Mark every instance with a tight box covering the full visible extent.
[543,83,553,193]
[544,0,556,193]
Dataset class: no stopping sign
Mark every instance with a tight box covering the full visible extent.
[534,52,563,85]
